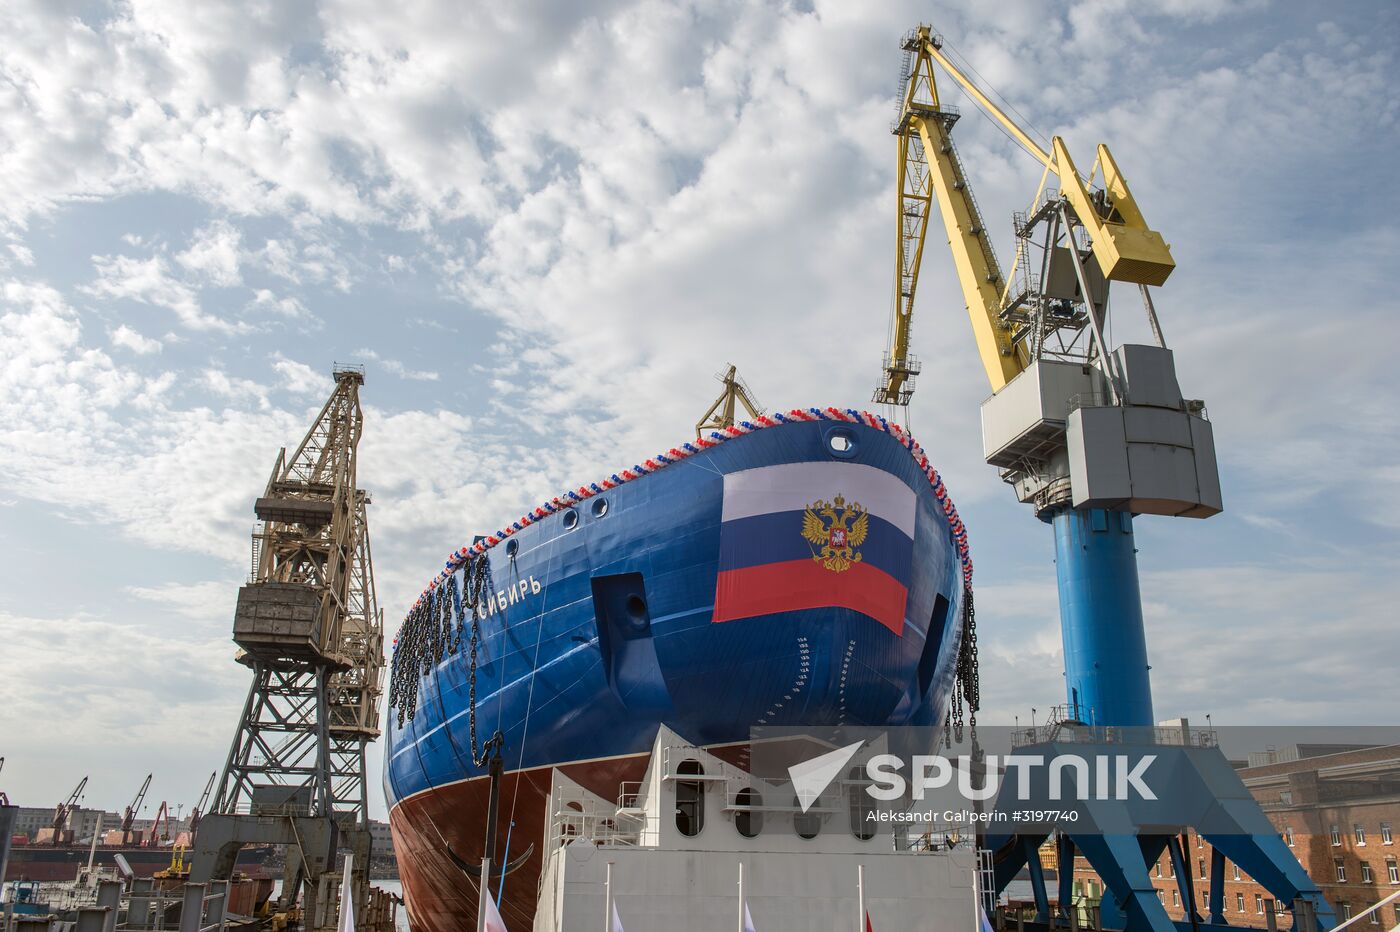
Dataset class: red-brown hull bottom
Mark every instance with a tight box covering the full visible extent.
[390,754,650,932]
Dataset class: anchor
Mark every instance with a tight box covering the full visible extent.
[447,733,535,885]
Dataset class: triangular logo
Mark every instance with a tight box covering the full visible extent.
[788,740,864,813]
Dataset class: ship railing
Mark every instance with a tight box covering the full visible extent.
[894,822,975,854]
[1011,718,1218,750]
[660,745,729,784]
[547,785,653,850]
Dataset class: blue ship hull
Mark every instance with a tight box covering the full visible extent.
[384,414,969,931]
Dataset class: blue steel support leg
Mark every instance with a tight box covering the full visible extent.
[1204,834,1335,932]
[1209,848,1227,924]
[1058,833,1077,925]
[1073,835,1176,932]
[1167,835,1201,922]
[1049,508,1154,728]
[1025,836,1052,925]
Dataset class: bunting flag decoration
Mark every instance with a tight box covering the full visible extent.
[390,407,973,661]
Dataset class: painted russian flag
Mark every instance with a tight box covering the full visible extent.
[712,461,916,636]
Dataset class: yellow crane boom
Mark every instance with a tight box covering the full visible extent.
[878,26,1176,397]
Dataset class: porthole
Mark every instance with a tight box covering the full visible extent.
[591,497,609,518]
[562,508,579,529]
[825,426,858,459]
[505,539,519,557]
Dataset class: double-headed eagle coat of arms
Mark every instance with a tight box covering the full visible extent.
[801,494,869,573]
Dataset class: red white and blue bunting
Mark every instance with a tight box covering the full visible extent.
[391,407,972,651]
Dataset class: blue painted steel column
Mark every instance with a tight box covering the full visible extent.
[1049,507,1154,727]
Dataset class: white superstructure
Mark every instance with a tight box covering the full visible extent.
[532,728,982,932]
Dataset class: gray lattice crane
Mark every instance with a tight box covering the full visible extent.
[191,367,389,931]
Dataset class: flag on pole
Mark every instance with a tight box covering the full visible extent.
[866,911,875,932]
[482,889,508,932]
[743,902,757,932]
[336,854,355,932]
[611,901,625,932]
[977,903,994,932]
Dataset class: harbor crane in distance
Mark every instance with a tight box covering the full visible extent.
[121,773,152,845]
[146,800,171,848]
[696,364,764,438]
[885,24,1329,932]
[50,776,87,845]
[187,770,215,838]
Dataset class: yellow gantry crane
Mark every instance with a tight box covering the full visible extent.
[876,25,1175,404]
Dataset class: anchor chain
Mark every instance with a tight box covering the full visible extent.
[946,585,980,747]
[388,548,497,762]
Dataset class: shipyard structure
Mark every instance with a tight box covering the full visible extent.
[1,18,1376,932]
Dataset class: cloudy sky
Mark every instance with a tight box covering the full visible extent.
[1,0,1397,820]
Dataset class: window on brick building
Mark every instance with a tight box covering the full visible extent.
[1236,893,1245,912]
[1340,903,1352,921]
[1285,826,1295,847]
[1196,834,1203,849]
[1200,858,1207,879]
[1386,858,1398,884]
[1361,862,1372,883]
[1276,899,1286,916]
[1173,890,1180,907]
[1203,890,1210,908]
[1157,890,1165,904]
[1234,864,1242,881]
[1332,824,1342,846]
[1369,908,1380,925]
[1356,824,1367,845]
[1393,904,1399,925]
[1156,861,1163,878]
[1382,822,1393,845]
[1336,860,1348,883]
[1170,860,1176,878]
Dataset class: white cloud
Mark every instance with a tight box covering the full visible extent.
[248,288,308,318]
[110,323,162,354]
[7,243,35,266]
[83,253,238,332]
[202,368,271,409]
[126,580,240,620]
[356,347,440,382]
[271,354,330,396]
[0,608,245,811]
[175,219,242,287]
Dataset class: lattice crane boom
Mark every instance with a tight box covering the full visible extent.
[121,773,152,844]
